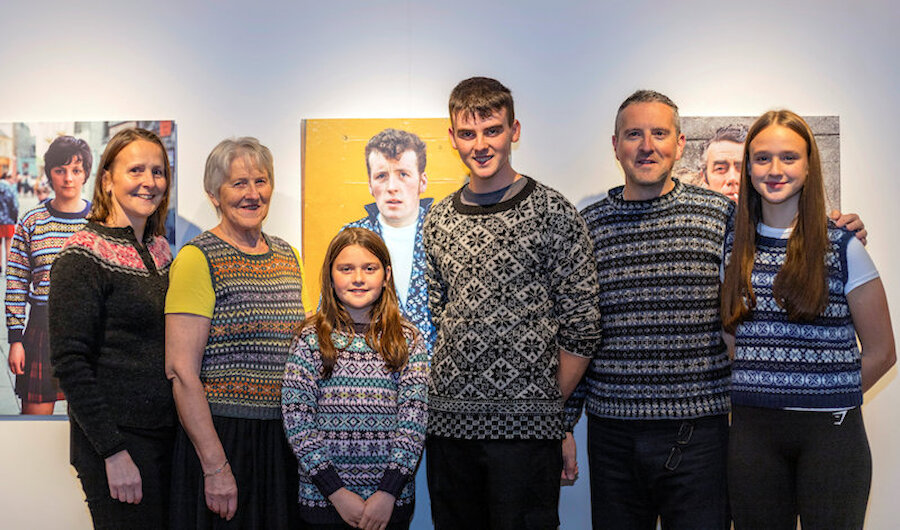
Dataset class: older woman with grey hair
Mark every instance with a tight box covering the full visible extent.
[165,137,311,529]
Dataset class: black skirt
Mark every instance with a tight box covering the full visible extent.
[170,415,302,529]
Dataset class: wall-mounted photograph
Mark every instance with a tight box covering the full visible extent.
[0,120,177,416]
[302,118,468,352]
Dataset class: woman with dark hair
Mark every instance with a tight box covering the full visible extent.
[49,128,175,528]
[6,135,92,415]
[722,110,896,529]
[165,137,311,528]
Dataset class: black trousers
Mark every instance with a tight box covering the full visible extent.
[587,414,730,530]
[70,421,175,530]
[728,406,871,530]
[426,436,562,530]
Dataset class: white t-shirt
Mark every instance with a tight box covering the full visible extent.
[378,215,417,306]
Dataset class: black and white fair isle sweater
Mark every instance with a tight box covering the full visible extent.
[565,180,734,425]
[423,177,602,440]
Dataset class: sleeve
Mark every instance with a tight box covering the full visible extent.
[5,217,32,342]
[546,199,602,359]
[48,250,126,458]
[845,236,880,295]
[422,210,447,327]
[164,245,215,317]
[291,246,314,313]
[281,333,345,497]
[378,331,429,496]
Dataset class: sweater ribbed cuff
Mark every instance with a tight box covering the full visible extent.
[310,464,345,498]
[7,330,23,344]
[377,468,408,498]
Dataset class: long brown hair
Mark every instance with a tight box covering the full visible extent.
[721,110,828,332]
[88,128,171,238]
[305,227,412,378]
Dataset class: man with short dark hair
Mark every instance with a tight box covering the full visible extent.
[346,128,434,350]
[423,77,602,529]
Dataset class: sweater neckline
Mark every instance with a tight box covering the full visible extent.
[451,176,536,214]
[607,178,685,211]
[87,221,154,245]
[205,230,274,259]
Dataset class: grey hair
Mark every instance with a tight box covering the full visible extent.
[701,123,749,170]
[615,89,681,135]
[203,137,274,203]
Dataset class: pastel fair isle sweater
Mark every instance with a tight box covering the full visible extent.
[6,201,90,342]
[423,177,603,440]
[185,231,306,419]
[728,222,863,409]
[282,324,428,525]
[565,180,733,425]
[49,223,175,458]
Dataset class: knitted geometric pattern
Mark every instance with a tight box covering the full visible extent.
[5,202,89,342]
[61,224,172,275]
[728,223,862,409]
[423,177,602,440]
[566,181,733,423]
[189,231,305,420]
[282,324,428,525]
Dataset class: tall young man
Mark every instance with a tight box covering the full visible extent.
[422,77,602,529]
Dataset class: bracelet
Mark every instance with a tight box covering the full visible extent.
[203,460,230,478]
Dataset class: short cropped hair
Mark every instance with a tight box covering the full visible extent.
[701,124,749,163]
[44,135,93,182]
[615,90,681,135]
[365,129,427,176]
[203,137,274,202]
[449,77,515,126]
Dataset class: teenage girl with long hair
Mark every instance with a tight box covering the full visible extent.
[282,227,428,530]
[721,110,895,529]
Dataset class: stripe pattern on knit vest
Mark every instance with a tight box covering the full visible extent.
[728,222,861,409]
[189,231,305,419]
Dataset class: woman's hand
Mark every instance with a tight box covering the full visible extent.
[329,488,365,527]
[104,449,142,504]
[7,342,24,375]
[204,462,238,520]
[360,490,395,530]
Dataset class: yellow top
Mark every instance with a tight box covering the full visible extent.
[165,243,313,317]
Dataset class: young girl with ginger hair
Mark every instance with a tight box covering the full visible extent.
[722,110,895,529]
[282,227,428,530]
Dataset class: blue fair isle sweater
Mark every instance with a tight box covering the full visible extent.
[282,323,428,525]
[728,222,862,409]
[565,180,733,425]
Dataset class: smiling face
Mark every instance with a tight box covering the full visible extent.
[102,140,167,234]
[49,156,87,203]
[367,149,427,228]
[704,140,743,202]
[449,107,521,193]
[613,102,685,200]
[331,243,390,323]
[748,124,809,226]
[211,157,273,236]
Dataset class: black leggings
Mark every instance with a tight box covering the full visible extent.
[728,405,871,530]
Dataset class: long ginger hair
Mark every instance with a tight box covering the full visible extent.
[305,227,412,378]
[721,110,829,332]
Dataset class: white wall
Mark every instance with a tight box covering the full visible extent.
[1,0,898,528]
